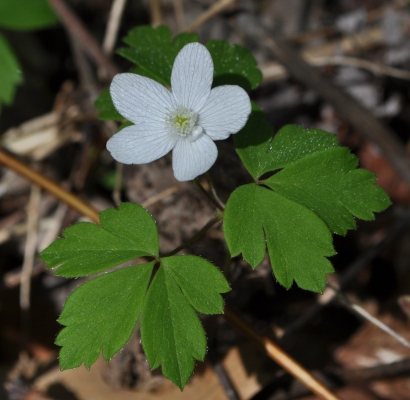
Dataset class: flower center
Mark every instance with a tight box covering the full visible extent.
[166,106,203,139]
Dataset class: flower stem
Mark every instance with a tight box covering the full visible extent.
[206,172,225,210]
[194,177,224,211]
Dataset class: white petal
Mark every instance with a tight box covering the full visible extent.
[110,73,174,125]
[199,85,251,141]
[107,123,177,164]
[172,135,217,181]
[171,43,213,113]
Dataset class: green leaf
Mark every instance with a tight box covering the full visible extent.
[264,147,392,235]
[0,34,23,111]
[40,203,158,277]
[141,256,230,389]
[94,88,123,121]
[162,255,231,314]
[235,121,339,180]
[206,40,262,91]
[118,25,198,86]
[233,109,275,180]
[57,262,154,370]
[0,0,58,30]
[224,184,335,292]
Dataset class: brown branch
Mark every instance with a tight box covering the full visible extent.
[48,0,120,80]
[172,0,185,31]
[0,150,99,223]
[260,54,410,84]
[149,0,163,27]
[224,306,341,400]
[20,185,41,351]
[102,0,128,56]
[184,0,235,33]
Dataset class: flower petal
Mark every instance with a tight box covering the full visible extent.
[110,73,174,124]
[107,123,177,164]
[171,43,213,113]
[172,135,217,181]
[200,85,251,141]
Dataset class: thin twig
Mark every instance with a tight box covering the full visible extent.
[194,178,225,211]
[208,348,240,400]
[20,185,41,351]
[0,150,99,223]
[184,0,235,33]
[5,263,45,290]
[141,185,179,208]
[48,0,120,79]
[224,306,341,400]
[102,0,128,56]
[172,0,185,31]
[328,283,410,348]
[69,34,99,94]
[149,0,163,27]
[261,55,410,84]
[160,212,223,257]
[38,203,68,252]
[339,357,410,382]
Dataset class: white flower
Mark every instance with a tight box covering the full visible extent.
[106,42,251,181]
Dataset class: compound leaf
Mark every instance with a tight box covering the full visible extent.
[206,40,262,91]
[141,256,230,389]
[57,262,154,370]
[118,25,198,86]
[265,147,391,235]
[224,184,335,292]
[40,203,158,277]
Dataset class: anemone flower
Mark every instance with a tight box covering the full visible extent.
[107,42,251,181]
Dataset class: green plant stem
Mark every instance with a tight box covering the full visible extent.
[206,172,225,210]
[194,177,224,211]
[160,211,223,257]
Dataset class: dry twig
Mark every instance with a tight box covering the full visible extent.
[20,185,41,349]
[0,150,99,223]
[184,0,235,33]
[329,283,410,348]
[48,0,120,79]
[261,55,410,83]
[103,0,128,56]
[149,0,163,27]
[224,307,341,400]
[172,0,185,31]
[141,185,180,208]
